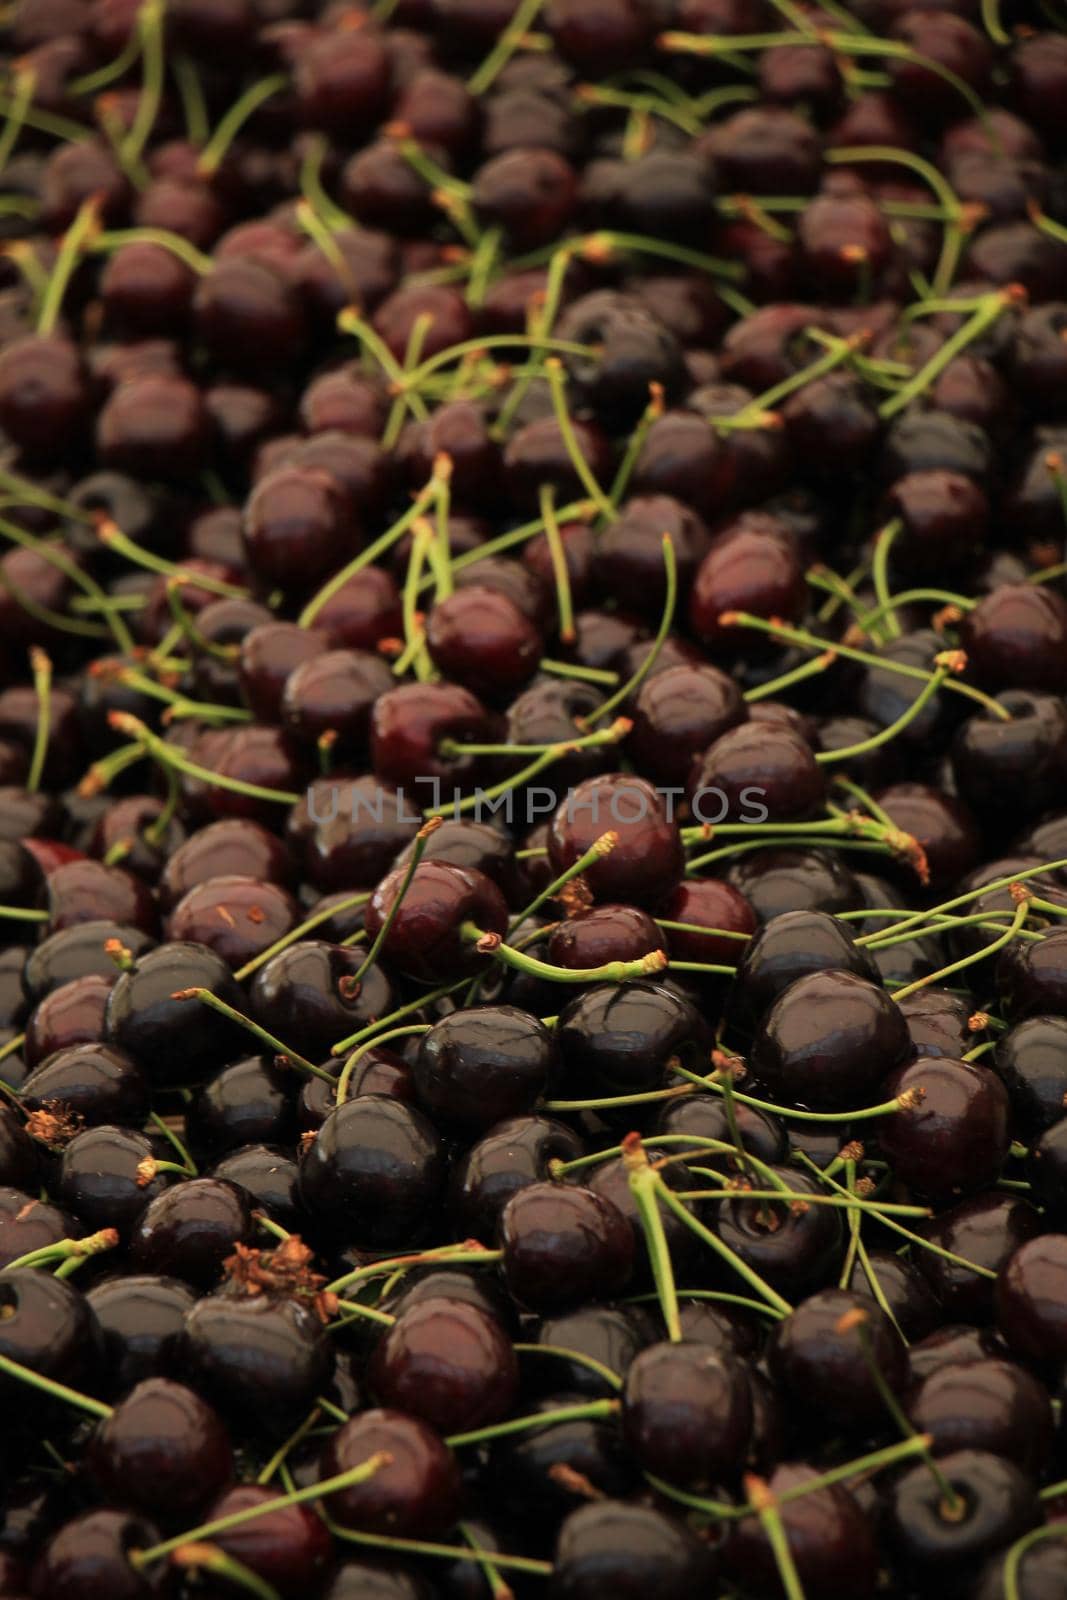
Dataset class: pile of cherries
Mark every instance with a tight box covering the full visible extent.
[5,0,1067,1596]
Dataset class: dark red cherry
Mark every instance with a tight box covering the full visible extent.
[0,335,90,462]
[43,859,156,938]
[293,24,391,135]
[413,1006,557,1134]
[622,1339,752,1488]
[690,719,823,826]
[86,1274,195,1398]
[300,1095,446,1251]
[471,147,578,249]
[752,969,911,1109]
[887,1449,1038,1589]
[165,875,299,971]
[96,373,210,481]
[318,1409,462,1538]
[960,585,1067,692]
[250,941,393,1059]
[545,0,652,69]
[845,1249,941,1341]
[703,106,821,195]
[130,1177,254,1287]
[425,586,543,702]
[880,1056,1011,1201]
[288,775,419,892]
[242,465,351,592]
[689,513,806,652]
[731,909,879,1030]
[916,1191,1042,1323]
[951,691,1067,821]
[503,415,613,513]
[29,1508,165,1600]
[368,1295,518,1434]
[630,409,731,518]
[997,1233,1067,1367]
[363,860,509,983]
[372,284,472,365]
[499,1182,633,1312]
[179,1290,332,1437]
[557,980,708,1103]
[715,1167,843,1299]
[887,11,993,117]
[187,1054,294,1158]
[993,1015,1067,1133]
[0,1267,99,1404]
[195,257,306,374]
[908,1357,1053,1473]
[873,782,981,893]
[105,942,247,1088]
[88,1377,233,1523]
[159,819,293,913]
[595,495,709,621]
[549,905,663,972]
[998,929,1067,1019]
[727,1464,877,1600]
[770,1288,907,1433]
[974,1539,1067,1600]
[0,1187,74,1270]
[371,680,497,793]
[24,972,113,1067]
[449,1114,585,1242]
[280,649,393,759]
[58,1125,169,1235]
[627,663,745,786]
[548,775,684,908]
[22,1041,148,1128]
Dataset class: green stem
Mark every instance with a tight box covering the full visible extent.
[107,711,301,806]
[815,660,953,765]
[747,1480,807,1600]
[880,289,1019,420]
[37,198,101,337]
[509,832,620,932]
[25,646,51,793]
[299,472,441,628]
[0,1350,112,1418]
[511,1342,623,1391]
[460,921,667,985]
[234,893,371,984]
[335,1023,430,1109]
[425,717,631,819]
[198,74,287,176]
[538,484,575,644]
[328,980,467,1057]
[447,1399,617,1450]
[121,0,166,169]
[871,518,904,640]
[624,1138,682,1340]
[586,535,678,725]
[0,67,35,174]
[891,897,1030,1003]
[171,988,334,1083]
[133,1453,392,1567]
[544,359,615,521]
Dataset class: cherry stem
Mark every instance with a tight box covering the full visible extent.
[588,535,678,724]
[744,648,836,703]
[4,1227,120,1274]
[120,0,165,170]
[20,645,52,794]
[609,382,665,508]
[356,820,444,991]
[717,611,1012,720]
[544,358,615,522]
[538,484,575,644]
[827,145,965,296]
[257,1406,323,1487]
[335,1022,430,1108]
[461,921,667,985]
[653,1175,793,1316]
[299,466,443,628]
[510,830,619,932]
[0,906,48,922]
[1002,1526,1067,1600]
[173,1543,281,1600]
[0,67,36,175]
[171,988,334,1084]
[623,1134,683,1340]
[96,516,249,598]
[816,656,960,764]
[425,717,632,819]
[796,1154,997,1278]
[511,1342,623,1391]
[148,1112,197,1175]
[746,1477,806,1600]
[654,919,752,942]
[467,0,545,90]
[891,895,1030,1003]
[133,1452,393,1567]
[447,1398,618,1449]
[333,1298,397,1327]
[626,1288,783,1320]
[329,979,468,1057]
[673,1062,919,1126]
[869,518,905,640]
[325,1515,553,1577]
[36,197,100,337]
[882,288,1020,420]
[538,658,619,685]
[233,893,372,984]
[107,711,302,806]
[325,1243,502,1298]
[0,1348,112,1419]
[198,74,287,177]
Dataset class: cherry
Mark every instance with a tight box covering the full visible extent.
[24,972,114,1067]
[250,941,393,1058]
[874,782,981,894]
[293,24,392,136]
[86,1274,195,1398]
[549,905,663,971]
[557,980,707,1103]
[555,1499,719,1600]
[974,1540,1067,1600]
[194,1481,334,1595]
[364,860,509,983]
[621,1339,752,1489]
[371,680,498,793]
[29,1508,165,1600]
[627,663,745,786]
[0,1267,99,1403]
[280,648,394,758]
[318,1409,462,1538]
[234,620,332,725]
[526,1305,653,1402]
[372,284,473,365]
[42,859,157,938]
[130,1173,255,1284]
[322,1559,437,1600]
[952,691,1067,821]
[300,1095,446,1251]
[690,719,824,827]
[727,1469,876,1597]
[0,1188,75,1270]
[502,414,614,513]
[166,874,300,971]
[703,105,821,195]
[731,909,879,1031]
[369,1295,518,1434]
[992,1014,1067,1132]
[548,775,684,909]
[997,1233,1067,1367]
[105,942,247,1089]
[0,335,90,462]
[22,1041,148,1127]
[96,373,210,482]
[846,1249,941,1342]
[414,1005,557,1134]
[187,1054,294,1157]
[752,969,911,1109]
[960,585,1067,692]
[769,1287,908,1435]
[716,1167,843,1299]
[916,1192,1042,1324]
[998,929,1067,1019]
[689,512,806,652]
[179,1289,332,1436]
[287,774,419,891]
[88,1377,233,1524]
[159,819,293,913]
[58,1125,170,1234]
[391,817,515,893]
[881,1056,1011,1201]
[887,1449,1038,1590]
[242,464,351,592]
[471,147,578,250]
[449,1114,584,1242]
[499,1181,633,1312]
[908,1356,1054,1474]
[425,586,543,702]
